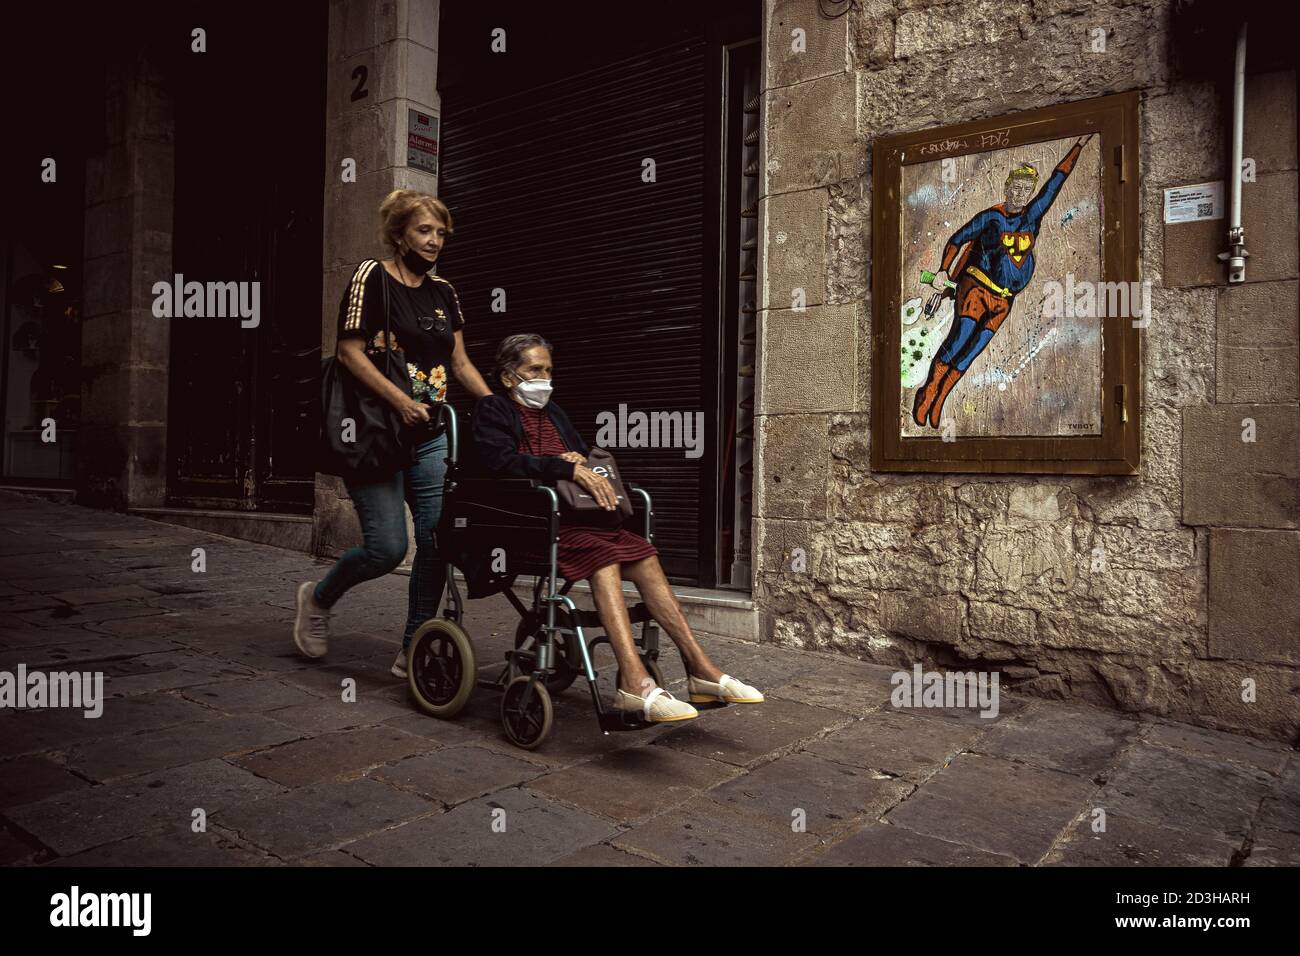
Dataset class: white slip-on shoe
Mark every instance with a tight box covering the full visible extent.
[391,647,408,679]
[688,673,764,704]
[293,581,330,659]
[615,687,698,723]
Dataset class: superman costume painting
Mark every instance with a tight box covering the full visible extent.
[910,133,1095,429]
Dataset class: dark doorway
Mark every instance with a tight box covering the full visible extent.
[166,3,328,513]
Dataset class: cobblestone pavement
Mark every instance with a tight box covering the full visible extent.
[0,491,1296,867]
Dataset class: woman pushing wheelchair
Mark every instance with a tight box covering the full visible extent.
[473,333,764,723]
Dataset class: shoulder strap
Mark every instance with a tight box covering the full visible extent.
[379,259,392,376]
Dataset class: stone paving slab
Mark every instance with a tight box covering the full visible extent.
[705,751,913,838]
[1096,743,1276,842]
[232,726,439,788]
[371,745,545,807]
[0,755,92,810]
[213,777,436,860]
[612,795,812,866]
[808,822,1019,867]
[1043,811,1240,866]
[6,758,286,856]
[654,697,851,768]
[65,713,304,782]
[47,824,279,867]
[262,694,411,734]
[884,752,1097,864]
[1244,827,1300,866]
[0,692,216,759]
[529,744,740,824]
[804,710,985,781]
[551,842,663,866]
[974,703,1141,777]
[767,658,899,715]
[181,678,322,714]
[1143,718,1294,775]
[98,650,257,697]
[344,786,617,866]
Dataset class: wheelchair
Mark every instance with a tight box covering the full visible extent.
[403,404,725,750]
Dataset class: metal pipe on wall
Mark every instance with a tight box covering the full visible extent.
[1221,20,1250,283]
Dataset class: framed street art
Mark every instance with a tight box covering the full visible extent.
[870,92,1141,475]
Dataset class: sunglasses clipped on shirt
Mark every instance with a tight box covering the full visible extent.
[417,315,448,333]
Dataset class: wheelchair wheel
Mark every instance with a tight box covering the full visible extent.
[616,658,665,698]
[500,676,553,750]
[407,618,476,718]
[512,609,578,695]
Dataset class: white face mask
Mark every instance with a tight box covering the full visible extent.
[512,376,553,409]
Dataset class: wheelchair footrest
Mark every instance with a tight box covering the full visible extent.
[597,711,657,732]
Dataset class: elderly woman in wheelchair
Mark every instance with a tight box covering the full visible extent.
[470,333,764,724]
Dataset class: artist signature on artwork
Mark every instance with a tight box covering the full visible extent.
[915,128,1012,157]
[1065,422,1096,430]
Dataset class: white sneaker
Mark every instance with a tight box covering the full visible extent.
[615,687,698,722]
[688,673,764,704]
[391,647,408,679]
[293,582,330,659]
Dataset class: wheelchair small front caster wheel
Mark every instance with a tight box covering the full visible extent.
[408,619,476,718]
[512,609,578,695]
[500,676,553,750]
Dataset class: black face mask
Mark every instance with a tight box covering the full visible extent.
[399,245,435,276]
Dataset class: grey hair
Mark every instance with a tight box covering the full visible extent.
[493,333,553,386]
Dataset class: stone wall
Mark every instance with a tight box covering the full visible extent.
[313,0,442,561]
[78,54,175,510]
[754,0,1299,740]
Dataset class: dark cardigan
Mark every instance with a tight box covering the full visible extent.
[470,393,591,482]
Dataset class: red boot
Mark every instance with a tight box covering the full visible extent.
[912,360,952,427]
[928,366,964,428]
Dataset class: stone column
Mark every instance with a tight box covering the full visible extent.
[78,53,174,510]
[314,0,442,558]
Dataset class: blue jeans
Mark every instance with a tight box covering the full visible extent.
[315,432,449,649]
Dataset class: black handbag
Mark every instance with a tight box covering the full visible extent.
[318,261,414,480]
[555,446,635,520]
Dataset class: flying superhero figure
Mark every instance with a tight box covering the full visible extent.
[912,133,1095,428]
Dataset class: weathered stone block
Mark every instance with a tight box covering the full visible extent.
[760,305,855,413]
[833,477,960,524]
[879,590,965,645]
[1208,529,1300,665]
[766,71,860,194]
[760,188,828,310]
[1242,170,1299,282]
[1216,280,1300,404]
[82,252,132,320]
[767,0,849,88]
[1243,70,1297,175]
[1183,404,1299,528]
[848,0,896,71]
[1143,81,1224,186]
[757,413,829,519]
[895,0,1029,59]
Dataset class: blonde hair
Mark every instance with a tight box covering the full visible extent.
[1004,163,1039,190]
[378,189,454,253]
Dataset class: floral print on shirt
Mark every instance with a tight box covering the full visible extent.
[408,363,448,403]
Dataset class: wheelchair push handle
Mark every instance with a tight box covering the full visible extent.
[410,402,459,465]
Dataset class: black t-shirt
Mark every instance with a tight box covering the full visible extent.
[336,258,465,403]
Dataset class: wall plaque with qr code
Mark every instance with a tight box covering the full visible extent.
[1163,181,1224,224]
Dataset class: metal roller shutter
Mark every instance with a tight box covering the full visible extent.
[437,37,709,584]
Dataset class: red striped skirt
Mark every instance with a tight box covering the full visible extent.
[516,404,658,582]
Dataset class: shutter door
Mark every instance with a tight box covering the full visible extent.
[438,38,709,584]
